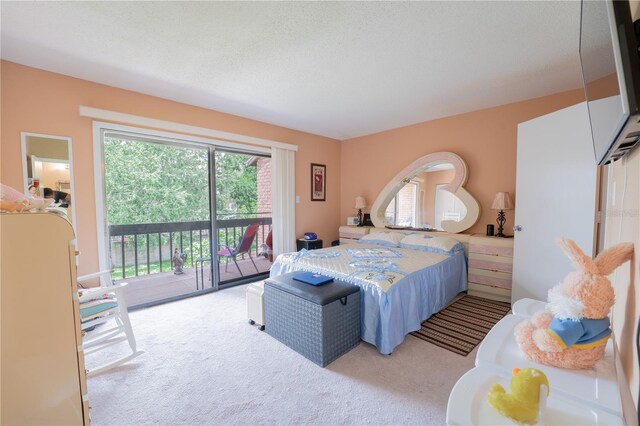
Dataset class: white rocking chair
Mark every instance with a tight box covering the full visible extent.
[78,271,144,376]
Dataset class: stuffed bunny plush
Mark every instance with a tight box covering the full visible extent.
[515,237,634,369]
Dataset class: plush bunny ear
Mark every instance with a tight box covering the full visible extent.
[594,242,634,276]
[557,237,599,274]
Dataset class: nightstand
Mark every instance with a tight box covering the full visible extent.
[296,239,323,251]
[338,226,371,245]
[467,234,513,303]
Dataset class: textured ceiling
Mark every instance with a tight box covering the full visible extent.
[1,1,583,140]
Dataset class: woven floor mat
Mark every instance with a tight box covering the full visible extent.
[410,295,511,356]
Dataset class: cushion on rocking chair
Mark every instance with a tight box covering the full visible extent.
[79,288,119,320]
[76,273,144,376]
[80,298,119,320]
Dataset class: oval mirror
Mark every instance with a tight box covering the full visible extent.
[370,152,480,233]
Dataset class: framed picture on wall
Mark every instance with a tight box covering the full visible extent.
[311,163,326,201]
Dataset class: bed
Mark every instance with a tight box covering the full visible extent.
[270,232,468,355]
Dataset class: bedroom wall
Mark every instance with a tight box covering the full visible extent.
[1,60,342,276]
[340,89,587,235]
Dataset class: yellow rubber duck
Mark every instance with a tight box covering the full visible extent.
[487,368,550,424]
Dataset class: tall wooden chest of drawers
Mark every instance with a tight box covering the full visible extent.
[1,213,89,424]
[467,234,514,303]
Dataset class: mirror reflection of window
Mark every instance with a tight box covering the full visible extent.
[434,184,467,230]
[385,197,397,225]
[385,180,420,227]
[380,160,469,230]
[419,163,462,229]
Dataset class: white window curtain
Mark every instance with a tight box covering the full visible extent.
[271,147,296,257]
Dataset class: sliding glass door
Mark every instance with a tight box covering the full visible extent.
[101,131,271,307]
[214,150,272,287]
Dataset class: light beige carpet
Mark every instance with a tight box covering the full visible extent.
[87,282,476,425]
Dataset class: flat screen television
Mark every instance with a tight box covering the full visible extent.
[580,0,640,165]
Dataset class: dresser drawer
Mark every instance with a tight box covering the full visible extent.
[340,231,367,240]
[469,242,513,257]
[468,267,512,289]
[338,226,371,240]
[467,283,511,303]
[339,238,359,245]
[468,253,513,273]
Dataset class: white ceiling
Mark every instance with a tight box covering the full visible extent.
[1,1,583,140]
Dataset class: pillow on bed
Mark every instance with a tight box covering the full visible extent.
[357,231,406,247]
[399,234,464,255]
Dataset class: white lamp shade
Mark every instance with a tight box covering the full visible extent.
[491,192,514,210]
[355,196,367,209]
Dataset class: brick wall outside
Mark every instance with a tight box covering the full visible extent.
[385,183,417,226]
[255,158,272,250]
[396,184,416,226]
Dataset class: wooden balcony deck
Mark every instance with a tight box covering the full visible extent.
[118,256,272,307]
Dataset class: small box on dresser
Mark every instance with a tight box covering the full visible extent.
[467,234,513,303]
[338,225,371,245]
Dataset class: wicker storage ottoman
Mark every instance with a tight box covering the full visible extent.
[265,273,361,367]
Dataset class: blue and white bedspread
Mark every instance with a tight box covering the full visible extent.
[270,243,467,355]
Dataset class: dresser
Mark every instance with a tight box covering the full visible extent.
[338,225,371,245]
[1,213,89,425]
[467,235,513,303]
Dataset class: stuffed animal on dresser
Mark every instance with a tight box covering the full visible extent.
[488,368,549,424]
[514,237,634,369]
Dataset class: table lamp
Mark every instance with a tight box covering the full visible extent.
[355,196,366,226]
[491,192,514,237]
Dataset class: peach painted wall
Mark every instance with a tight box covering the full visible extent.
[340,88,586,235]
[421,169,456,227]
[1,61,341,276]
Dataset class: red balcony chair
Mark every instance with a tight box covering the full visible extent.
[258,229,273,262]
[217,223,260,276]
[266,229,273,262]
